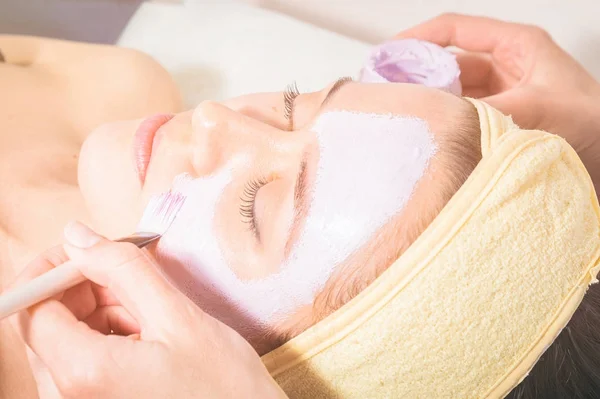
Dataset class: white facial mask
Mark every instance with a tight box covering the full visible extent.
[150,111,437,339]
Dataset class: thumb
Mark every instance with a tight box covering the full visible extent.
[62,221,184,336]
[481,88,545,131]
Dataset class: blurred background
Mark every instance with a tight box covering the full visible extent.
[0,0,145,44]
[2,0,598,104]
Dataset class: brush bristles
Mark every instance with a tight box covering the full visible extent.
[137,191,186,236]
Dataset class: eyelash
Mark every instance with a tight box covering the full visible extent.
[283,81,300,129]
[240,177,269,238]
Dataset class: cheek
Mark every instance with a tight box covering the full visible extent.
[215,179,294,282]
[214,182,261,280]
[78,120,144,237]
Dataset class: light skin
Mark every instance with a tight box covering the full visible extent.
[396,13,600,194]
[0,34,465,398]
[3,13,600,397]
[79,80,470,352]
[0,35,183,399]
[80,78,463,254]
[10,225,288,399]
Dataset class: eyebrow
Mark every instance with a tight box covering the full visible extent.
[286,76,352,130]
[285,151,310,256]
[319,76,353,109]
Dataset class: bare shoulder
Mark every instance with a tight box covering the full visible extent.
[0,35,183,121]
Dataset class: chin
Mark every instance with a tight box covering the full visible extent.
[78,120,144,237]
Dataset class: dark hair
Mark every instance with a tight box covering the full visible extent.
[506,284,600,398]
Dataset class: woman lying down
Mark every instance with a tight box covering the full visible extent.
[1,35,600,399]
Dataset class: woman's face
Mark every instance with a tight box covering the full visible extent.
[80,80,461,236]
[79,80,466,346]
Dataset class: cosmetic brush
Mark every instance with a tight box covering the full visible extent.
[0,190,186,320]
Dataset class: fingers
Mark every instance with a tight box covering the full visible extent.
[454,52,518,97]
[7,245,70,332]
[8,245,69,294]
[482,87,545,131]
[454,52,493,88]
[396,13,523,53]
[7,242,129,373]
[58,281,121,320]
[462,86,492,99]
[14,298,102,373]
[7,242,121,322]
[59,281,139,335]
[63,222,184,334]
[91,283,121,307]
[83,305,139,336]
[58,280,98,320]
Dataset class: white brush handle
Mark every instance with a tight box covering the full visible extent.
[0,234,160,321]
[0,260,85,320]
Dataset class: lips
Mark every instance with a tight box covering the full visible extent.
[132,114,174,184]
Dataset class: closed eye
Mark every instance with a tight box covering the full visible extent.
[240,177,269,242]
[283,81,300,130]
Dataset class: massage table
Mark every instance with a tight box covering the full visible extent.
[118,0,600,108]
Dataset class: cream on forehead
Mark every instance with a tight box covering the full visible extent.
[150,111,437,337]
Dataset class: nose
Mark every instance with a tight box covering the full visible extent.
[190,101,302,176]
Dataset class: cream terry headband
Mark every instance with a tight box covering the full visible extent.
[261,98,600,398]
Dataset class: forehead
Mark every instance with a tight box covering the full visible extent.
[317,82,464,119]
[223,82,466,135]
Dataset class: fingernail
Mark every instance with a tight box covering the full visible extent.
[64,221,102,249]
